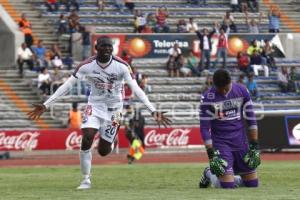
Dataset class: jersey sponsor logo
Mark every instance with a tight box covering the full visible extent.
[94,80,113,90]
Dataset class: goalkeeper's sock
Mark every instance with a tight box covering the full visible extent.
[80,149,92,178]
[206,168,221,188]
[220,181,235,189]
[243,179,259,187]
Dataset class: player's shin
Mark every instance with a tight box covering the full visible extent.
[79,149,92,179]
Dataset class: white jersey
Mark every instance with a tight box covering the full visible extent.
[43,55,156,113]
[73,55,132,104]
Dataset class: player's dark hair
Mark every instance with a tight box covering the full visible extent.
[213,69,231,88]
[96,36,112,45]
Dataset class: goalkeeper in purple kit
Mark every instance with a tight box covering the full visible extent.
[199,69,260,189]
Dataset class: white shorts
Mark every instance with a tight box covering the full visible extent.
[81,102,123,143]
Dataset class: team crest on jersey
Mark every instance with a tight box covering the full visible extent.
[207,93,215,100]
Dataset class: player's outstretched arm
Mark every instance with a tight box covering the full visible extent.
[27,75,77,120]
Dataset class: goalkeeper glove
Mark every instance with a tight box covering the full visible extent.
[207,148,228,177]
[244,141,261,169]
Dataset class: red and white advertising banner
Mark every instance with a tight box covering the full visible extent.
[0,127,203,151]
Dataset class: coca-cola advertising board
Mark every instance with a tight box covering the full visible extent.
[0,127,203,151]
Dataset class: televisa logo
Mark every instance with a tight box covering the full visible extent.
[144,129,191,147]
[0,131,39,150]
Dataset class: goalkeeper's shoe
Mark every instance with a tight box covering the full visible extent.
[199,167,210,188]
[77,177,91,190]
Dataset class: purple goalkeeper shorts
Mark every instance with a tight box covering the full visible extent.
[219,149,256,175]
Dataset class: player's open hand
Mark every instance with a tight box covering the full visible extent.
[152,111,172,128]
[27,104,47,120]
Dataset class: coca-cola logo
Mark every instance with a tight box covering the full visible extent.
[65,131,99,150]
[144,129,191,147]
[0,131,39,150]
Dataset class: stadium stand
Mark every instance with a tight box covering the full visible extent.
[0,0,299,129]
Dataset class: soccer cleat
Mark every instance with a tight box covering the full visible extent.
[77,178,91,190]
[199,167,210,188]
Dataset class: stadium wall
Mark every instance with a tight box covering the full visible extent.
[0,5,23,68]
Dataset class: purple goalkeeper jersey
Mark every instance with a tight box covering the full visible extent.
[199,83,257,151]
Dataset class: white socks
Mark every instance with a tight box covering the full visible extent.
[80,149,92,179]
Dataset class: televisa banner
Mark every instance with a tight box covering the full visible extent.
[91,33,285,59]
[0,127,203,151]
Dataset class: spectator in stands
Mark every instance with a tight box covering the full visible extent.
[166,43,184,77]
[133,10,146,33]
[63,0,80,12]
[262,39,276,70]
[69,102,82,129]
[240,0,248,12]
[77,26,91,60]
[49,44,63,68]
[50,66,64,93]
[222,11,237,33]
[237,73,245,85]
[245,11,262,33]
[278,66,293,93]
[231,0,239,12]
[17,43,34,78]
[180,62,193,77]
[132,67,143,86]
[124,83,133,105]
[196,25,215,70]
[237,51,251,74]
[125,0,135,13]
[45,0,59,12]
[140,74,151,93]
[188,0,207,5]
[177,19,187,33]
[247,39,262,56]
[145,13,156,32]
[68,9,80,33]
[38,67,51,96]
[97,0,105,12]
[114,0,125,13]
[213,25,230,68]
[290,66,300,93]
[57,14,68,35]
[18,14,34,49]
[202,74,213,93]
[268,7,281,33]
[185,49,201,76]
[250,50,269,77]
[245,73,259,100]
[154,6,170,33]
[186,17,198,33]
[121,50,132,66]
[32,40,48,69]
[248,0,258,12]
[18,13,31,30]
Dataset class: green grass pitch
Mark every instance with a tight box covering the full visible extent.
[1,161,300,200]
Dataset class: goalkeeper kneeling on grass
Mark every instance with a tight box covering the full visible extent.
[199,69,260,189]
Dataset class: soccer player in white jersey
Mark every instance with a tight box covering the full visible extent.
[28,36,171,189]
